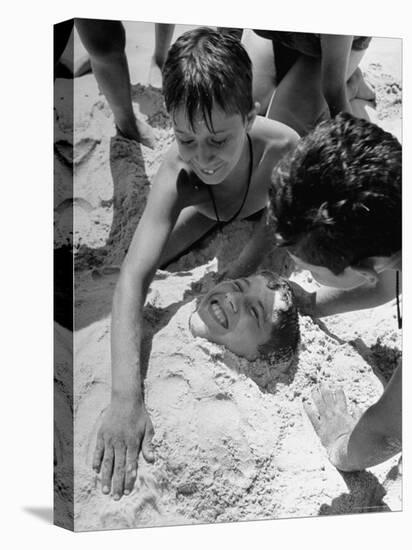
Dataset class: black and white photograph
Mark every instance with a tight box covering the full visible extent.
[53,16,402,532]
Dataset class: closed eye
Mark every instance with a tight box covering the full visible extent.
[178,138,194,146]
[210,138,227,147]
[232,280,243,292]
[250,306,260,326]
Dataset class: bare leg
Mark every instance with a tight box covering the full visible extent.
[267,43,377,134]
[159,207,217,268]
[148,23,175,89]
[75,19,156,148]
[241,29,276,115]
[346,50,376,102]
[267,55,328,136]
[346,50,375,121]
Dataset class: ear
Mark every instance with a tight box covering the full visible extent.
[348,265,379,286]
[245,102,260,131]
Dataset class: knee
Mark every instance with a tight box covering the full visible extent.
[76,20,126,59]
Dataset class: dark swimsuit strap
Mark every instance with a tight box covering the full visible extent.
[208,133,253,230]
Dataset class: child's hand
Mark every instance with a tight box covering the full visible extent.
[92,398,154,500]
[303,384,358,468]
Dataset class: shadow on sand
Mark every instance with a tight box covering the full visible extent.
[318,470,390,515]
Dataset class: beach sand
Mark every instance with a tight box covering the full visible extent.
[54,22,402,531]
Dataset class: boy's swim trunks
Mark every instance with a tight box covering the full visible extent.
[253,30,372,56]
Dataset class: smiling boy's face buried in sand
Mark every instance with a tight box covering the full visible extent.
[189,271,300,363]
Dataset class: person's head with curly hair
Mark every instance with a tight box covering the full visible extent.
[268,113,401,289]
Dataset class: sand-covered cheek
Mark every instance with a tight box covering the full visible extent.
[188,307,238,354]
[188,309,207,338]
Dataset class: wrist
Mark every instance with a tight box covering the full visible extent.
[328,432,357,471]
[111,387,143,406]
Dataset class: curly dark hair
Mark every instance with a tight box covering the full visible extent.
[268,113,402,274]
[257,271,300,366]
[162,27,254,131]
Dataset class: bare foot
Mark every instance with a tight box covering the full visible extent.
[148,56,163,89]
[347,68,376,103]
[116,117,156,149]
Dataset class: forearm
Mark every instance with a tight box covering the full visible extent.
[330,415,394,472]
[313,272,397,318]
[330,367,402,471]
[224,214,270,278]
[314,286,380,317]
[330,406,401,471]
[110,270,150,402]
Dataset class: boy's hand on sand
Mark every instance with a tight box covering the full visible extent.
[92,399,154,500]
[303,385,358,467]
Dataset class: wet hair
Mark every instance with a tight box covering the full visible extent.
[268,113,402,274]
[162,27,254,131]
[256,271,300,364]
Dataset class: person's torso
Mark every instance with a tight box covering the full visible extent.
[173,116,298,222]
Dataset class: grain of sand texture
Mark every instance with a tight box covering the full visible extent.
[54,22,402,531]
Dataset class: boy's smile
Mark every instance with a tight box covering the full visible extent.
[172,104,256,186]
[189,274,294,359]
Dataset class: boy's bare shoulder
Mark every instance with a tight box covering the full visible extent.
[160,140,187,175]
[251,116,299,161]
[155,141,193,187]
[154,140,204,205]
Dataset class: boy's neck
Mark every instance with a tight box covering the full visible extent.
[217,135,251,193]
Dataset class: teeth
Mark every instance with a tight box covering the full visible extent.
[211,302,228,328]
[202,168,215,175]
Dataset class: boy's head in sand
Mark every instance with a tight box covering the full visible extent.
[268,113,401,290]
[189,271,300,362]
[162,27,258,185]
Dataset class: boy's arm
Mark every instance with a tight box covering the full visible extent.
[304,366,402,471]
[230,244,398,319]
[313,269,398,317]
[93,157,182,500]
[320,34,353,117]
[221,211,270,279]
